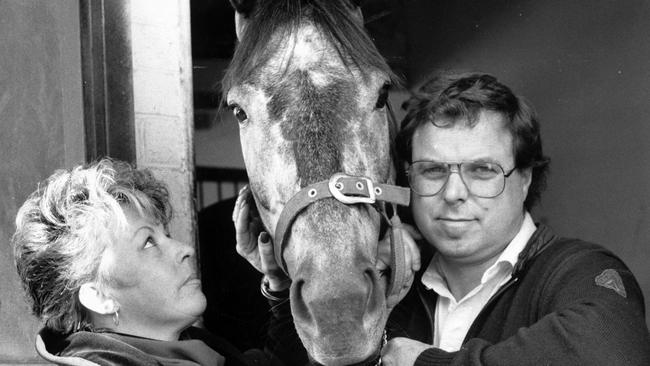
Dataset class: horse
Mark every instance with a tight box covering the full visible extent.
[222,1,410,364]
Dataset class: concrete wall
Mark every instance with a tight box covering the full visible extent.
[0,1,84,363]
[0,0,195,362]
[130,0,196,247]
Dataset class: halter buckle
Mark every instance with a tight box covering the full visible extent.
[328,173,376,205]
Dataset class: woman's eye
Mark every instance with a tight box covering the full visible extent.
[229,104,248,124]
[375,82,391,109]
[143,237,157,249]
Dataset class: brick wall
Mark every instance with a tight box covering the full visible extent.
[130,0,196,247]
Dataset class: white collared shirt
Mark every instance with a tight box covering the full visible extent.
[421,212,537,352]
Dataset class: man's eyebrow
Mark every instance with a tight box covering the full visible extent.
[468,157,503,164]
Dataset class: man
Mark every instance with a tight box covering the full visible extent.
[381,73,650,365]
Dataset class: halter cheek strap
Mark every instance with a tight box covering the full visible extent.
[273,173,411,300]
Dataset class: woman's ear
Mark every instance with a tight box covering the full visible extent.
[78,283,118,315]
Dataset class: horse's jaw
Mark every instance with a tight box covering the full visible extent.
[283,202,389,365]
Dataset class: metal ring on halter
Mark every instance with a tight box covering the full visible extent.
[260,277,289,301]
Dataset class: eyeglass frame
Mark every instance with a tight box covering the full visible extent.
[406,160,518,198]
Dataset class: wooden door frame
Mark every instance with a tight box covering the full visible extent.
[79,0,136,163]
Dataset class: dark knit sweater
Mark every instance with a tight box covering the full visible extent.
[387,224,650,365]
[37,299,298,366]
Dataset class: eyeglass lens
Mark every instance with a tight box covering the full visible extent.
[408,161,507,198]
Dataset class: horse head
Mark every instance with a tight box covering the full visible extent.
[223,1,409,364]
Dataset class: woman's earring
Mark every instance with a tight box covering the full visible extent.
[112,309,120,326]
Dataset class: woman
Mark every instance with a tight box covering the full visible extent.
[13,159,289,366]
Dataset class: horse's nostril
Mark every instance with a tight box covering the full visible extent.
[290,279,312,323]
[364,268,382,314]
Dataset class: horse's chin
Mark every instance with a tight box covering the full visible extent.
[309,352,381,366]
[301,323,385,366]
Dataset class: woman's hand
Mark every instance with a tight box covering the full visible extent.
[377,219,422,308]
[233,186,290,291]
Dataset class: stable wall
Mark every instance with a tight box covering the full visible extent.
[0,1,84,363]
[131,0,196,248]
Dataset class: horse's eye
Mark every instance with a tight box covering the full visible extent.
[375,82,390,109]
[230,105,248,123]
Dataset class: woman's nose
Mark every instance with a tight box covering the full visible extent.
[173,239,195,262]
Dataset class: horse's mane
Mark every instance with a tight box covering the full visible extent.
[221,0,398,93]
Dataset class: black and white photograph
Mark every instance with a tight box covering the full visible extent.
[1,0,649,365]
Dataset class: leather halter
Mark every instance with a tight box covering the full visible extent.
[273,172,411,300]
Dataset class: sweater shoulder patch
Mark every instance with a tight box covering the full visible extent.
[595,268,627,298]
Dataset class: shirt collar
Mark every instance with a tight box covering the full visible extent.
[492,212,536,269]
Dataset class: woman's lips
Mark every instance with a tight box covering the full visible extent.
[183,274,201,287]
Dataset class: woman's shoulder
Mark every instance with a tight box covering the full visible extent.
[36,328,159,366]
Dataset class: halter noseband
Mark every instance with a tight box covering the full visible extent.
[273,172,410,300]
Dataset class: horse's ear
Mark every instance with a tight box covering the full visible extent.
[229,0,256,17]
[349,0,364,24]
[230,0,257,40]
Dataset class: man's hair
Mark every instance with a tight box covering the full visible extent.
[396,72,550,209]
[12,158,171,334]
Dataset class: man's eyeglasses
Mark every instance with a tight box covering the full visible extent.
[407,161,517,198]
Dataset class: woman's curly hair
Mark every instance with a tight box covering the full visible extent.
[12,158,171,334]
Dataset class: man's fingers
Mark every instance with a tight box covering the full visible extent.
[402,223,423,240]
[403,230,421,272]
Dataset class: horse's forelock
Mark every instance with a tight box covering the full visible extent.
[221,0,397,94]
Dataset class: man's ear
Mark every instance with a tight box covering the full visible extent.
[520,167,533,197]
[78,283,118,315]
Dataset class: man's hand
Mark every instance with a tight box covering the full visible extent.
[381,337,432,366]
[377,220,422,308]
[233,185,290,291]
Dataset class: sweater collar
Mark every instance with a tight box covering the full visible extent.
[512,222,558,275]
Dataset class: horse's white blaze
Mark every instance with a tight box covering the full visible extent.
[290,26,323,69]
